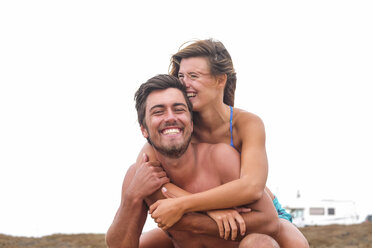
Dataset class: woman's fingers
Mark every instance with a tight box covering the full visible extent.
[235,207,251,213]
[234,213,246,236]
[228,214,238,240]
[207,210,246,240]
[215,217,225,238]
[222,217,230,240]
[161,187,177,199]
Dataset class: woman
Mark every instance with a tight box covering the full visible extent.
[140,39,308,247]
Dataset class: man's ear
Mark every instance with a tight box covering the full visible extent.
[140,125,149,138]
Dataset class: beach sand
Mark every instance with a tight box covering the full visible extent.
[1,222,371,248]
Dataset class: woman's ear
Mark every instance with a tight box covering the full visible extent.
[216,74,227,89]
[140,125,149,138]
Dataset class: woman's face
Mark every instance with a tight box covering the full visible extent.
[178,57,221,111]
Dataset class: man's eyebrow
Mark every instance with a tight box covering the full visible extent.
[149,104,165,111]
[173,102,187,107]
[149,102,187,111]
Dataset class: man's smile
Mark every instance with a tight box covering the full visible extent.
[161,127,182,135]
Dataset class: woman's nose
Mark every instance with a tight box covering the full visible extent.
[181,76,191,88]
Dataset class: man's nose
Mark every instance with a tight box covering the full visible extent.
[164,110,177,122]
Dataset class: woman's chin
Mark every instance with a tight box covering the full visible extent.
[190,102,202,112]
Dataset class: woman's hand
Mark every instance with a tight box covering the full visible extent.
[149,198,185,230]
[207,207,251,240]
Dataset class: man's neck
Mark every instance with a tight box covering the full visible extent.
[153,144,197,185]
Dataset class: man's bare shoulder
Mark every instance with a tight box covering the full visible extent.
[136,142,157,165]
[122,163,139,185]
[194,143,239,158]
[195,143,241,181]
[211,143,240,156]
[127,163,139,173]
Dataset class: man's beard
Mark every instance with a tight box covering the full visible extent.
[147,135,192,159]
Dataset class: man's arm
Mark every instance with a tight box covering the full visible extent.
[106,164,147,248]
[106,155,169,248]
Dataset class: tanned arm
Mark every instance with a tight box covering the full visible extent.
[106,164,147,248]
[180,113,268,210]
[106,155,169,248]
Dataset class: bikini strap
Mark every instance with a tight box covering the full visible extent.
[229,106,235,148]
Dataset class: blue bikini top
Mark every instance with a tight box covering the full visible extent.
[229,105,235,149]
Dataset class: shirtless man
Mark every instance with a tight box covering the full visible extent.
[106,75,281,248]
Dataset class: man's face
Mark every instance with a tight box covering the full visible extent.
[141,88,193,158]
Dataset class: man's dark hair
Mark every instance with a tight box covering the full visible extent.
[134,74,193,127]
[169,38,237,106]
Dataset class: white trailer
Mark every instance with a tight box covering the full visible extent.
[285,199,359,227]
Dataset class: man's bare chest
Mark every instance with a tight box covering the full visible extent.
[171,169,222,194]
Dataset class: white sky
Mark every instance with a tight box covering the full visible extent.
[0,0,371,237]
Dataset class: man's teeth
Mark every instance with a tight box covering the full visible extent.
[187,92,196,97]
[163,128,180,135]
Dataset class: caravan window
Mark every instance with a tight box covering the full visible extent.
[328,208,335,215]
[309,207,325,215]
[291,209,304,218]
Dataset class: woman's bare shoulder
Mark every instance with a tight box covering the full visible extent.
[233,107,265,129]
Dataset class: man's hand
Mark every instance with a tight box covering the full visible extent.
[126,153,169,199]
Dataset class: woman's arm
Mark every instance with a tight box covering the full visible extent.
[159,183,277,241]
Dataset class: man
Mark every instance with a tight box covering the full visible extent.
[106,75,281,248]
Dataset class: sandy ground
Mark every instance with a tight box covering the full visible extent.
[1,223,371,248]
